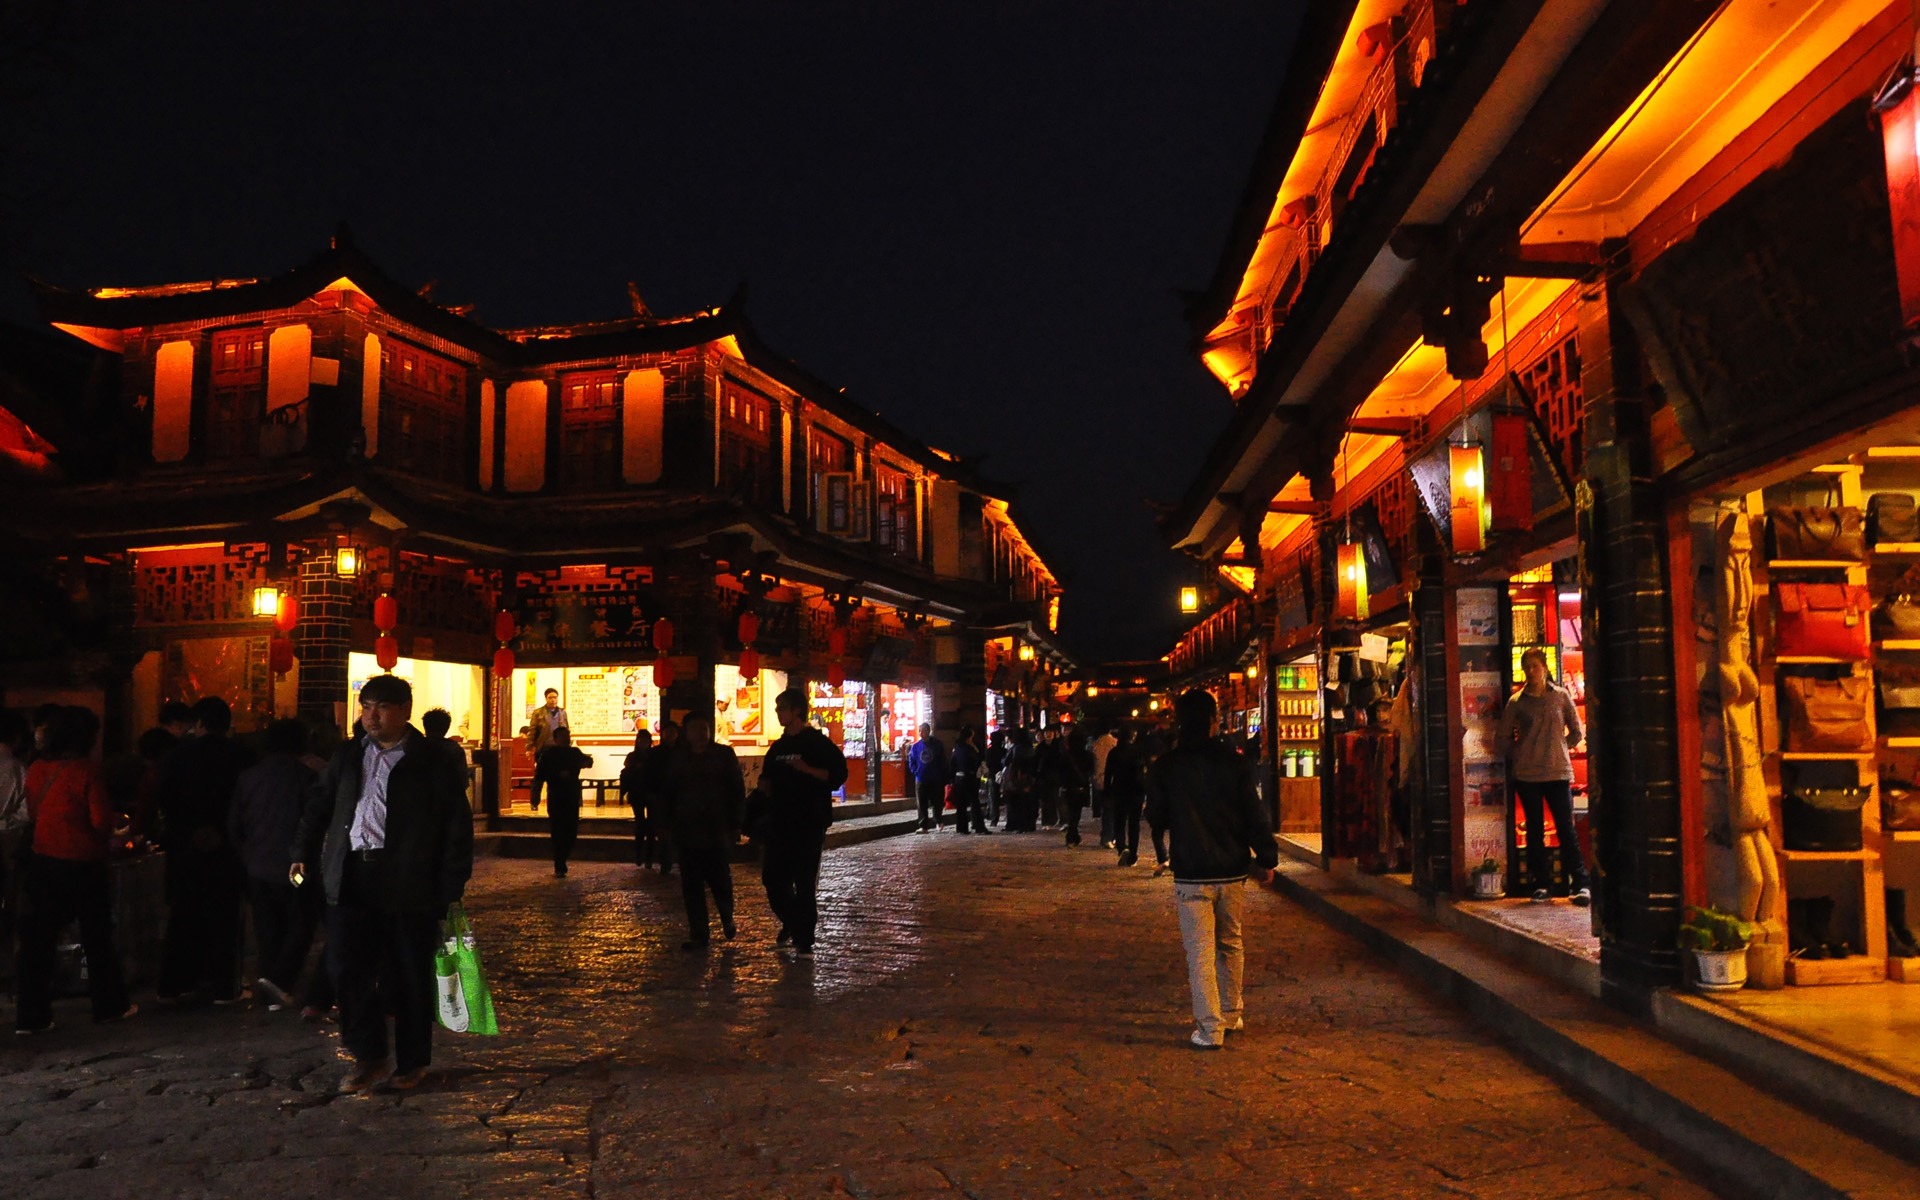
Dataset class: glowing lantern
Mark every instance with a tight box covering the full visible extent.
[493,646,516,678]
[1449,445,1488,556]
[1877,69,1920,327]
[1336,543,1369,621]
[653,656,676,691]
[273,592,299,633]
[1245,662,1258,681]
[1179,586,1200,614]
[652,617,674,653]
[373,593,398,632]
[251,585,280,619]
[1086,684,1099,697]
[269,637,295,676]
[1018,643,1035,662]
[494,611,517,643]
[333,544,362,579]
[374,634,399,671]
[1489,413,1532,533]
[828,626,847,656]
[827,661,845,688]
[737,611,760,645]
[739,647,760,677]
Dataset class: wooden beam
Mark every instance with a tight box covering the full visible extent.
[1345,417,1415,437]
[1267,500,1319,515]
[1504,241,1604,280]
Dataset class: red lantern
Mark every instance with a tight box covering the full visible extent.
[738,610,760,645]
[493,646,515,678]
[827,626,847,656]
[269,637,295,675]
[652,617,674,652]
[653,656,676,691]
[826,661,846,688]
[739,648,760,677]
[494,610,517,643]
[373,593,398,633]
[1489,412,1533,533]
[273,592,299,633]
[374,634,399,671]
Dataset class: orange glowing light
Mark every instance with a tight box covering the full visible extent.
[1449,445,1488,556]
[1018,643,1035,662]
[1179,586,1200,614]
[251,586,281,619]
[1336,543,1369,621]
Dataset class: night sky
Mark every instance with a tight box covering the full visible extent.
[1,2,1303,664]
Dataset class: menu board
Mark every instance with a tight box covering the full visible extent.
[561,665,656,738]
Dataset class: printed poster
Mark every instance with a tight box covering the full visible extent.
[1456,586,1501,645]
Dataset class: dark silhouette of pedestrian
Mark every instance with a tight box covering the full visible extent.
[662,715,743,949]
[532,727,592,877]
[155,696,255,1004]
[984,729,1008,826]
[619,727,658,868]
[949,725,990,834]
[1105,727,1148,867]
[908,723,950,833]
[643,719,681,874]
[755,689,848,957]
[228,718,321,1012]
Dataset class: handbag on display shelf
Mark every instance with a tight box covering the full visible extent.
[1767,505,1866,562]
[1773,583,1872,659]
[1782,782,1869,851]
[1882,750,1920,831]
[1870,492,1920,545]
[1875,594,1920,640]
[1780,674,1874,753]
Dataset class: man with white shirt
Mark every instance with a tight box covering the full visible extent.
[291,675,472,1093]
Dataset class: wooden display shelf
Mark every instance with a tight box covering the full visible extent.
[1886,830,1920,843]
[1880,736,1920,748]
[1864,446,1920,459]
[1779,848,1875,862]
[1786,956,1887,986]
[1767,560,1866,570]
[1875,640,1920,651]
[1811,463,1864,473]
[1774,655,1866,664]
[1778,752,1874,761]
[1890,957,1920,983]
[1871,544,1920,556]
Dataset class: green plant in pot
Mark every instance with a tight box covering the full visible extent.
[1679,906,1754,992]
[1470,856,1504,899]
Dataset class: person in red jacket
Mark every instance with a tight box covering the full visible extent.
[14,706,136,1034]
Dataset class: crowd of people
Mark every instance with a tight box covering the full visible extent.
[1,678,1285,1072]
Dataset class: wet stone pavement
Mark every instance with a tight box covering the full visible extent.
[0,822,1712,1200]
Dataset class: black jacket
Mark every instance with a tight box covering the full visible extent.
[1144,737,1278,884]
[662,743,745,850]
[291,728,473,914]
[760,725,848,843]
[155,732,256,896]
[532,745,592,809]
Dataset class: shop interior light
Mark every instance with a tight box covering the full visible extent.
[1149,698,1160,712]
[251,585,280,618]
[334,544,362,578]
[1179,585,1200,613]
[1086,684,1099,697]
[1245,662,1259,681]
[1018,643,1035,661]
[1336,542,1370,621]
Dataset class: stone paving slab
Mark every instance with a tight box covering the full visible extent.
[0,821,1714,1199]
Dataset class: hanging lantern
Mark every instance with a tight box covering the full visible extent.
[737,610,760,645]
[1018,643,1036,662]
[268,637,296,676]
[828,626,847,656]
[826,661,846,688]
[1876,67,1920,327]
[374,634,399,671]
[1449,444,1488,556]
[333,544,362,579]
[739,647,760,677]
[373,593,398,632]
[653,656,676,691]
[494,610,517,644]
[273,591,299,633]
[251,585,280,619]
[1335,543,1370,621]
[1179,585,1200,613]
[1489,413,1533,533]
[652,617,675,653]
[493,646,516,678]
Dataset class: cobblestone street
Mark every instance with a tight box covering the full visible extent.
[0,826,1712,1199]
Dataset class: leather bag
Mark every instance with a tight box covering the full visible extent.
[1882,750,1920,831]
[1768,505,1866,562]
[1869,492,1920,545]
[1881,660,1920,709]
[1874,595,1920,640]
[1783,784,1868,851]
[1780,675,1873,753]
[1773,583,1872,660]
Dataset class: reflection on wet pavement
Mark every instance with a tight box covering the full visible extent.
[0,827,1712,1199]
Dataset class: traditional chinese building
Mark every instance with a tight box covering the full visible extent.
[3,231,1065,807]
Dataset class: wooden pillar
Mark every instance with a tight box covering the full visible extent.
[1581,263,1686,1005]
[1410,517,1453,895]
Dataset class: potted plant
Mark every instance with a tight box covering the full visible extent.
[1469,857,1505,899]
[1678,906,1754,992]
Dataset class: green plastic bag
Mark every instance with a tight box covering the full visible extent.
[434,903,498,1036]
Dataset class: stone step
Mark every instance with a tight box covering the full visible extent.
[1269,861,1920,1200]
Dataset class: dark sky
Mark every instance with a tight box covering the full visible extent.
[1,1,1302,664]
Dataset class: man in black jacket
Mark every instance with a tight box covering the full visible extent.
[1145,690,1278,1050]
[155,696,256,1004]
[290,675,473,1092]
[755,688,847,958]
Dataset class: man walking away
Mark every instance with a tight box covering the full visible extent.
[662,715,744,949]
[950,725,990,834]
[620,728,656,868]
[1145,690,1278,1050]
[908,723,949,833]
[642,720,681,874]
[422,708,469,777]
[984,730,1008,827]
[1061,729,1093,846]
[1090,724,1118,847]
[155,696,256,1004]
[532,728,593,877]
[755,689,847,958]
[1105,727,1148,867]
[290,674,473,1093]
[229,718,319,1011]
[1034,727,1063,828]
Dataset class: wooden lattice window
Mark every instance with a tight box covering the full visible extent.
[207,327,267,460]
[1519,332,1584,480]
[382,341,466,483]
[719,385,773,504]
[560,370,621,491]
[875,465,916,556]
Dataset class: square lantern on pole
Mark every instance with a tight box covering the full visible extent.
[1449,444,1488,556]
